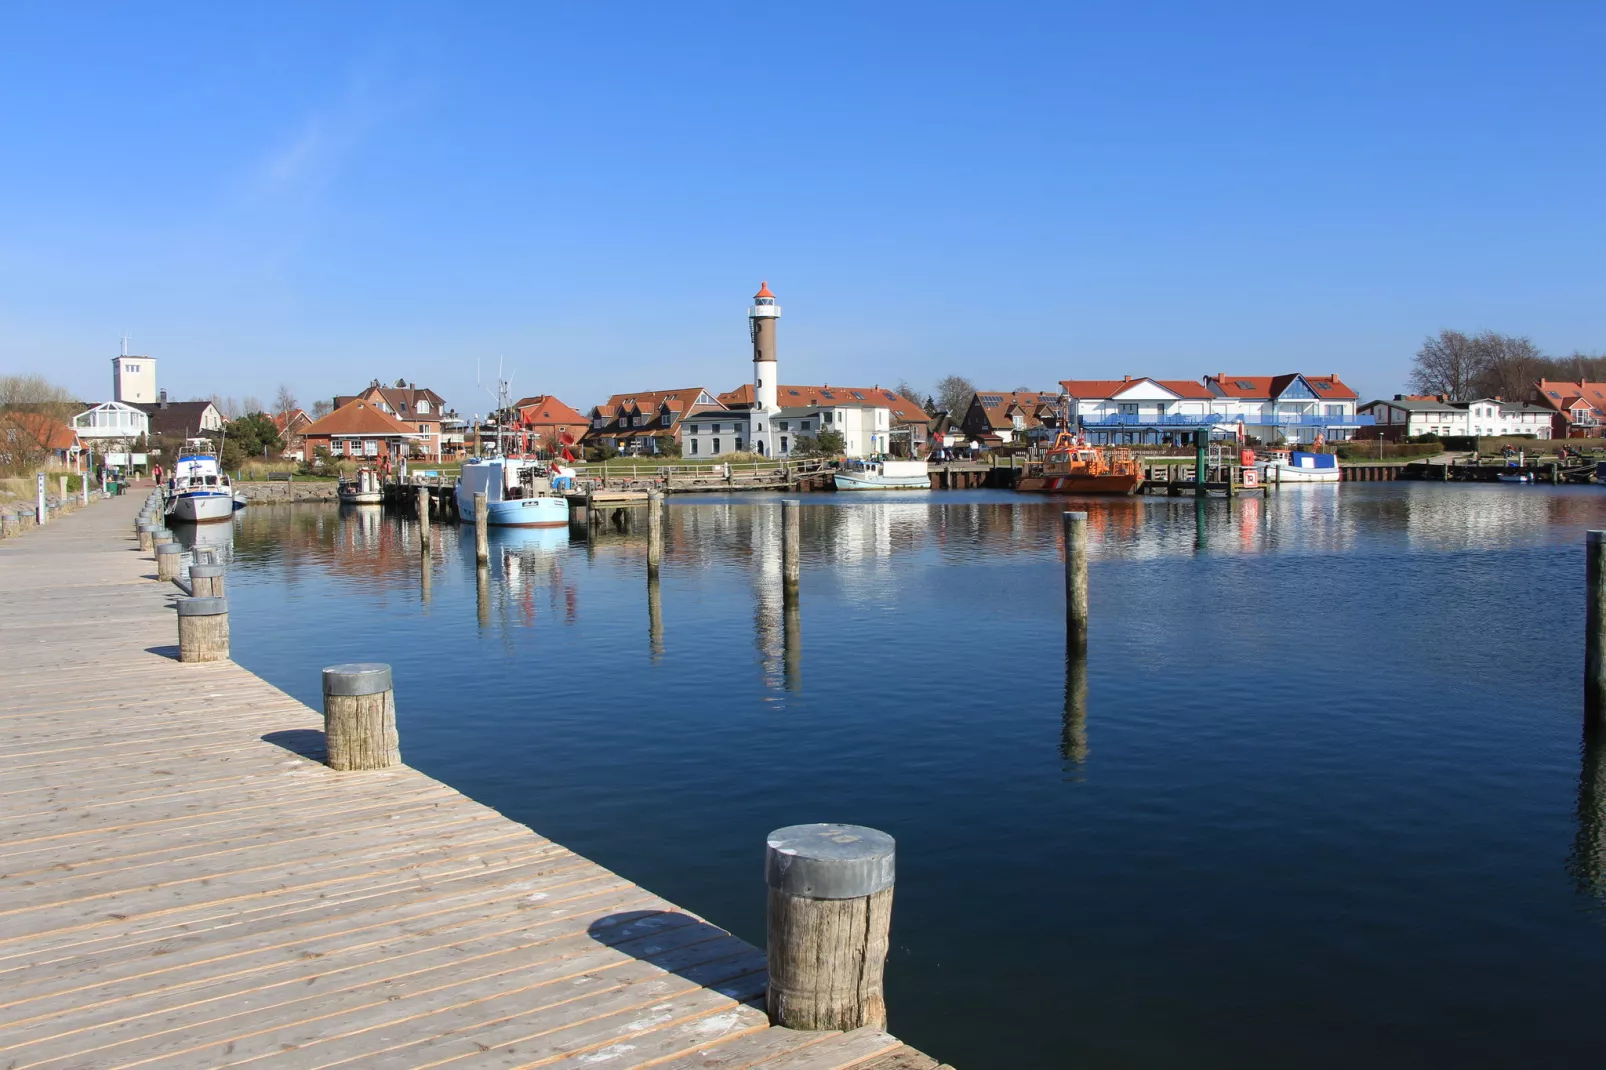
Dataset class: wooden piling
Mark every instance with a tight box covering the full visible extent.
[321,663,401,771]
[188,563,225,598]
[138,523,156,551]
[1589,531,1606,725]
[416,486,431,545]
[473,491,489,565]
[1193,429,1207,498]
[647,489,663,575]
[1064,510,1088,649]
[782,499,801,591]
[765,823,895,1032]
[175,596,229,662]
[155,543,182,582]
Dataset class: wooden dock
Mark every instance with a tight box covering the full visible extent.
[0,496,947,1069]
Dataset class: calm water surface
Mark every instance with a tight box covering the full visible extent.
[176,485,1606,1069]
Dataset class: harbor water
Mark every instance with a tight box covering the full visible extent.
[179,485,1606,1069]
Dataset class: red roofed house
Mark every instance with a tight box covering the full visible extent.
[1,411,79,468]
[584,387,725,456]
[1203,373,1365,445]
[332,379,450,459]
[506,395,589,456]
[1531,380,1606,438]
[298,399,427,464]
[272,409,313,460]
[1059,377,1217,445]
[717,383,930,456]
[958,390,1065,448]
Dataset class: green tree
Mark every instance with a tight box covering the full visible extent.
[221,412,282,469]
[815,429,846,455]
[652,434,682,458]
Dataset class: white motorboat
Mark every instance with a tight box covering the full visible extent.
[1496,470,1532,484]
[1258,449,1341,484]
[456,458,570,527]
[833,457,931,491]
[165,444,235,524]
[338,467,384,505]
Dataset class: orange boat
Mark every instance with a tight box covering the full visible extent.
[1016,430,1145,495]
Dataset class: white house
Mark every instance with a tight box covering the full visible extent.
[1203,374,1366,444]
[680,403,890,458]
[1359,396,1552,440]
[71,401,150,443]
[1059,378,1217,444]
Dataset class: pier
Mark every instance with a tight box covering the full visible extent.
[0,496,948,1069]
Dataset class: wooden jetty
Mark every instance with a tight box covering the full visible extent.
[0,497,949,1069]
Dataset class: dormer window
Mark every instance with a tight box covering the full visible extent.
[417,400,430,415]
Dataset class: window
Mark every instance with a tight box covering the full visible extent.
[593,417,604,428]
[1235,381,1256,390]
[802,420,812,431]
[757,377,763,388]
[419,424,427,433]
[1314,381,1332,391]
[781,436,789,452]
[691,438,699,455]
[823,412,833,424]
[778,420,789,431]
[713,438,721,453]
[417,400,430,414]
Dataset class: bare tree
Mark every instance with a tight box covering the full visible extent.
[1408,330,1483,400]
[273,384,298,414]
[893,379,923,407]
[240,395,265,417]
[0,374,80,475]
[311,399,333,419]
[934,375,976,416]
[1468,332,1545,400]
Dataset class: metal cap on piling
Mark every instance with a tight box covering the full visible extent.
[176,596,227,617]
[189,563,224,579]
[322,663,393,697]
[765,823,895,899]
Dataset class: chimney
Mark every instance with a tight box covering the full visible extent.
[1123,375,1130,382]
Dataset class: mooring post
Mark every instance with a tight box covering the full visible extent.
[1064,510,1088,649]
[416,486,430,546]
[321,663,401,771]
[176,596,229,662]
[1589,531,1606,725]
[138,523,156,552]
[473,491,489,564]
[765,823,896,1031]
[1,513,16,539]
[782,499,801,592]
[1193,429,1208,497]
[189,563,225,598]
[155,543,182,583]
[647,489,663,575]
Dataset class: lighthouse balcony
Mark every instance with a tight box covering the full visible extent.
[747,304,781,318]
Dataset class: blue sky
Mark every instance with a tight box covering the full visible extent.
[1,1,1600,415]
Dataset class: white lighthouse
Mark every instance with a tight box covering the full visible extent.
[749,280,780,414]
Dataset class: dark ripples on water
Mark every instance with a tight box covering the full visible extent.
[175,484,1606,1069]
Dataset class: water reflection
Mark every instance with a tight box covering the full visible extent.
[647,574,663,661]
[1061,644,1088,767]
[1571,726,1606,900]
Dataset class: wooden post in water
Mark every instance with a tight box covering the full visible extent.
[321,663,401,771]
[416,486,430,546]
[189,563,225,598]
[1063,510,1088,650]
[1589,531,1606,726]
[647,489,663,575]
[782,499,801,593]
[1193,429,1207,497]
[765,823,895,1031]
[155,543,182,583]
[473,491,489,565]
[176,597,229,662]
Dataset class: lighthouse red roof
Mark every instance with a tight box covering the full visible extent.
[754,280,774,299]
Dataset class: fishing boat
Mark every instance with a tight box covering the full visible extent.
[164,442,236,524]
[456,457,570,526]
[833,457,930,491]
[1259,449,1341,484]
[337,467,384,505]
[1016,431,1144,495]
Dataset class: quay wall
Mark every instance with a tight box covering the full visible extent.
[234,480,340,502]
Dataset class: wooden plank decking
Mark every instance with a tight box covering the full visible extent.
[0,495,946,1070]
